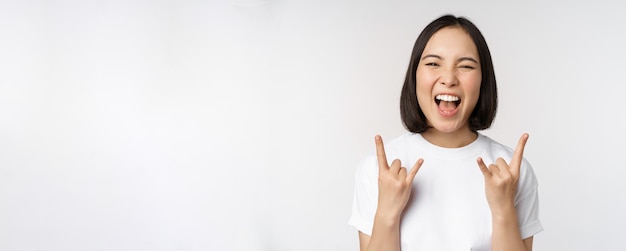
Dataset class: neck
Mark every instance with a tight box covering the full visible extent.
[421,127,478,148]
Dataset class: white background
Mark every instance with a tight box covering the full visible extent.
[1,0,625,250]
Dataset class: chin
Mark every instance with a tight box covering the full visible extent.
[429,121,467,134]
[432,127,461,134]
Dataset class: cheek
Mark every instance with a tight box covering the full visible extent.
[415,80,429,94]
[461,74,482,100]
[415,70,435,94]
[415,81,433,107]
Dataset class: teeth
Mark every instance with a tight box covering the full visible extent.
[435,94,460,102]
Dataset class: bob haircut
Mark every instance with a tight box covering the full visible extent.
[400,15,497,133]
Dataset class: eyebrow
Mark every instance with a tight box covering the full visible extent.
[458,56,479,64]
[421,54,442,60]
[421,54,479,64]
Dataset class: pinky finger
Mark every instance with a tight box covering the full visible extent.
[476,157,491,177]
[407,158,424,182]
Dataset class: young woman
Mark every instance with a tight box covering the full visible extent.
[348,15,543,251]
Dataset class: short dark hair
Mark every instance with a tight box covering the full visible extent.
[400,15,497,133]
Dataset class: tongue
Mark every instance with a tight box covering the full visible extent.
[438,101,457,112]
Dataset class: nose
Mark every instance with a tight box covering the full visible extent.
[439,68,458,87]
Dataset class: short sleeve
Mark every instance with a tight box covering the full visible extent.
[515,159,544,239]
[348,156,378,236]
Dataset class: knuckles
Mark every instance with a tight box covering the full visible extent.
[378,174,411,190]
[391,159,402,167]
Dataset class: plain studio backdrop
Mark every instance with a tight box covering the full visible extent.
[1,0,625,250]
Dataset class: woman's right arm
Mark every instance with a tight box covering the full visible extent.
[359,135,423,251]
[358,213,401,251]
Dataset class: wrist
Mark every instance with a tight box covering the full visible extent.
[373,210,402,228]
[490,205,518,224]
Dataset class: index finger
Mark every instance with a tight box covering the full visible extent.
[510,133,529,170]
[375,135,389,170]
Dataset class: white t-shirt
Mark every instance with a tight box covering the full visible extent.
[348,133,543,250]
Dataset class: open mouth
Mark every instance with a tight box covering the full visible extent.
[435,94,461,111]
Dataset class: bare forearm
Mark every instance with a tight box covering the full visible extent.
[491,206,528,251]
[365,213,401,251]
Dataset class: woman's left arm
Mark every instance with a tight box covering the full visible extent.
[490,205,533,251]
[477,133,533,251]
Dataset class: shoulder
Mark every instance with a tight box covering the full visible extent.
[381,132,418,157]
[477,134,516,158]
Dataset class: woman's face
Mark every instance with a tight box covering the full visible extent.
[416,26,482,134]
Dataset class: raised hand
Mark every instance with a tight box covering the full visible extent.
[375,135,424,219]
[477,133,529,213]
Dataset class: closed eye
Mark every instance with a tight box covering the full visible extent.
[459,65,475,69]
